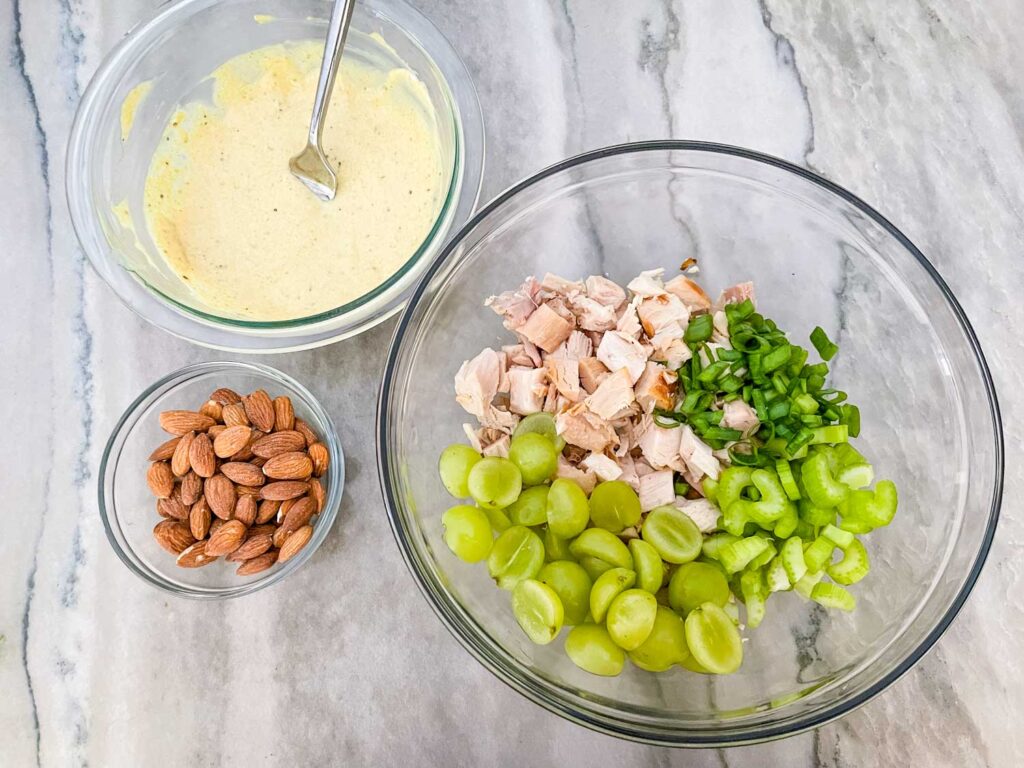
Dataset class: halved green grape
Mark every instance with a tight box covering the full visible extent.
[579,556,615,581]
[827,539,870,585]
[487,525,544,590]
[468,457,523,510]
[569,528,633,570]
[508,433,559,486]
[514,412,567,452]
[439,444,482,498]
[508,485,549,527]
[538,561,592,625]
[512,579,564,644]
[589,481,642,533]
[678,652,713,674]
[629,606,689,671]
[811,581,856,611]
[669,562,730,615]
[546,478,590,539]
[629,539,665,594]
[564,624,625,676]
[606,589,658,650]
[641,505,702,564]
[484,506,512,534]
[684,602,743,674]
[589,567,636,622]
[544,527,576,562]
[442,505,493,563]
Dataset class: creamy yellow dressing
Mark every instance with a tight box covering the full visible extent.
[120,81,152,142]
[142,41,447,321]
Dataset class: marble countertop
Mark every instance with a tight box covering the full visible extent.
[2,0,1021,765]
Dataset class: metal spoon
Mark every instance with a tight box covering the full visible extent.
[289,0,356,201]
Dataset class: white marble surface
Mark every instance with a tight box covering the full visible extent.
[1,0,1021,765]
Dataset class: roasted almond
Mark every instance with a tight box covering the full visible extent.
[209,518,226,537]
[210,387,242,405]
[234,495,258,526]
[295,418,318,447]
[272,525,291,549]
[214,425,251,458]
[147,461,175,498]
[262,451,313,480]
[199,399,223,422]
[180,470,203,506]
[251,430,306,458]
[170,431,195,477]
[153,520,195,555]
[222,402,249,427]
[277,497,298,523]
[189,432,216,478]
[230,429,262,462]
[279,496,315,535]
[309,477,325,513]
[206,519,248,556]
[205,474,237,520]
[148,436,180,462]
[208,424,227,439]
[221,462,266,487]
[177,540,218,568]
[189,497,212,539]
[226,533,273,562]
[273,395,295,432]
[157,493,189,521]
[256,499,281,525]
[278,524,313,563]
[248,523,277,538]
[236,551,278,576]
[308,442,330,477]
[260,480,309,501]
[159,410,215,436]
[251,456,267,468]
[243,389,275,432]
[235,484,263,498]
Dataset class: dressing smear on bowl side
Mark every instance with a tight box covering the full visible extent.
[142,40,448,321]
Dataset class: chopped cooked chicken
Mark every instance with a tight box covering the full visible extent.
[508,366,548,415]
[596,331,648,384]
[541,273,585,296]
[569,294,618,331]
[637,294,690,338]
[557,456,598,495]
[556,403,619,453]
[542,381,559,413]
[679,424,721,480]
[617,453,641,491]
[634,362,677,412]
[677,498,720,533]
[713,281,756,311]
[585,275,627,309]
[518,302,574,353]
[626,268,666,298]
[585,368,635,420]
[485,277,540,331]
[615,296,644,340]
[546,356,582,402]
[722,399,760,435]
[550,330,593,360]
[664,275,712,313]
[581,452,623,482]
[637,417,685,471]
[649,331,692,370]
[462,423,483,452]
[639,469,675,511]
[482,434,510,458]
[579,357,611,394]
[455,348,518,432]
[503,343,542,369]
[496,350,510,395]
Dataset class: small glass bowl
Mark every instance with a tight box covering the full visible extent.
[100,361,343,599]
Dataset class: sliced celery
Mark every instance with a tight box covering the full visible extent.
[793,570,823,599]
[775,459,801,500]
[821,523,855,550]
[827,539,870,585]
[719,536,772,574]
[803,536,835,573]
[765,557,791,592]
[811,581,856,611]
[801,449,849,508]
[780,536,807,583]
[740,569,766,629]
[837,463,874,490]
[701,532,740,561]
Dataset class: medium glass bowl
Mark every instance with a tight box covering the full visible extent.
[100,361,343,599]
[377,142,1003,745]
[67,0,484,352]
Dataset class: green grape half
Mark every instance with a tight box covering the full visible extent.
[569,528,633,570]
[484,506,512,534]
[606,589,658,650]
[668,562,731,615]
[509,433,559,486]
[442,505,493,563]
[488,525,545,590]
[546,478,590,539]
[588,480,642,533]
[629,606,690,671]
[641,505,702,564]
[468,457,523,510]
[578,556,615,581]
[538,560,592,625]
[439,444,483,498]
[544,527,576,562]
[628,539,665,594]
[512,579,564,644]
[564,624,624,676]
[508,485,549,527]
[589,567,636,623]
[514,412,566,452]
[684,602,743,675]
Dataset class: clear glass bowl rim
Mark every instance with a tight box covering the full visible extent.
[100,360,344,600]
[376,139,1004,746]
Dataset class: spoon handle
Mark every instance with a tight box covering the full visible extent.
[307,0,356,146]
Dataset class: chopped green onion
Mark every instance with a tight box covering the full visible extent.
[719,374,744,393]
[841,404,861,438]
[698,361,731,384]
[810,326,839,361]
[792,393,819,415]
[767,401,791,421]
[684,314,714,343]
[718,348,743,362]
[762,344,792,373]
[727,298,755,320]
[786,427,815,456]
[674,481,690,497]
[787,346,809,376]
[703,426,743,442]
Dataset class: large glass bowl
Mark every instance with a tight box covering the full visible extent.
[67,0,483,352]
[377,142,1002,745]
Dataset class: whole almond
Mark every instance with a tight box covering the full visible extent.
[227,533,273,562]
[278,524,313,563]
[189,432,216,478]
[230,429,262,462]
[157,492,189,521]
[170,431,195,477]
[214,425,251,458]
[199,399,223,422]
[294,418,318,447]
[252,431,306,458]
[177,540,218,568]
[277,497,298,523]
[260,480,309,501]
[272,525,291,549]
[159,410,215,436]
[147,461,175,498]
[153,520,195,555]
[236,551,278,576]
[309,478,325,513]
[280,496,315,535]
[251,456,267,468]
[205,474,237,520]
[256,499,281,524]
[206,519,247,556]
[210,387,242,405]
[273,396,295,432]
[221,462,266,487]
[308,442,330,477]
[190,497,212,539]
[222,402,249,427]
[148,436,181,462]
[235,484,263,498]
[248,524,277,538]
[209,518,226,537]
[180,470,203,506]
[262,451,313,480]
[208,424,227,439]
[243,390,275,432]
[234,495,258,526]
